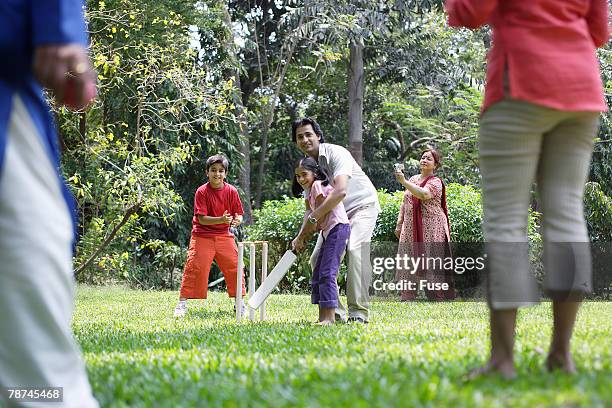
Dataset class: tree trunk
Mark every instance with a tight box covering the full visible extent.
[255,107,277,207]
[79,112,86,139]
[253,12,305,208]
[483,29,492,50]
[348,41,364,165]
[235,81,252,222]
[222,6,252,222]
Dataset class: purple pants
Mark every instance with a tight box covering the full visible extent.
[311,223,351,308]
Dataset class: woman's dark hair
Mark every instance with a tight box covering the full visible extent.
[291,117,325,143]
[291,156,333,197]
[422,148,442,169]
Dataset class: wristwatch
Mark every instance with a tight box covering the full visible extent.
[308,215,318,225]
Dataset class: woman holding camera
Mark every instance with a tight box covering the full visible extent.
[394,148,455,301]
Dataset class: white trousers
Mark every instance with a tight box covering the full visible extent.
[0,95,98,407]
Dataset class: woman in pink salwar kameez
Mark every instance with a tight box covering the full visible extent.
[394,149,455,301]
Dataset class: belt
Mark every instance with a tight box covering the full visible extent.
[346,203,376,218]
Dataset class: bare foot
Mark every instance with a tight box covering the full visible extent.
[315,320,334,326]
[465,361,516,381]
[318,307,335,325]
[546,352,577,374]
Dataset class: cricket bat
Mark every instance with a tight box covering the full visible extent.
[248,250,297,310]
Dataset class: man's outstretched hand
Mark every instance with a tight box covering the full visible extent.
[33,44,97,111]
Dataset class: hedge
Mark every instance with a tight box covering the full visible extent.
[245,184,544,292]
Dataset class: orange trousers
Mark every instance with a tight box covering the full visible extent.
[179,235,246,299]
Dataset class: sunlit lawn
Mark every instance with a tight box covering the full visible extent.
[74,286,611,407]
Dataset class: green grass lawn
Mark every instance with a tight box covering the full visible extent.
[74,286,611,408]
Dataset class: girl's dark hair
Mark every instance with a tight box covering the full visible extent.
[291,117,325,143]
[291,156,333,197]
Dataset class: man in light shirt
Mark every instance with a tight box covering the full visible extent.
[291,118,380,323]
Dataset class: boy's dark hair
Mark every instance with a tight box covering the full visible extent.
[206,154,229,172]
[291,117,325,143]
[291,156,333,198]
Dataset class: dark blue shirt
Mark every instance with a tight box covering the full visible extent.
[0,0,87,83]
[0,0,87,244]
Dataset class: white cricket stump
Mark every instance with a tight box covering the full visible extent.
[236,241,269,322]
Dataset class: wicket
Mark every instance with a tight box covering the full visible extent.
[236,241,268,322]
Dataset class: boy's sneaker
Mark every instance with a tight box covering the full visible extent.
[173,301,187,318]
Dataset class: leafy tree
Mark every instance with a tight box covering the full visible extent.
[226,0,308,208]
[59,0,236,283]
[590,46,612,196]
[52,1,608,288]
[283,1,448,165]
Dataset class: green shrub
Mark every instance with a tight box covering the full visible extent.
[373,184,540,243]
[246,185,543,293]
[372,190,404,241]
[373,184,486,242]
[246,196,312,292]
[246,196,305,247]
[584,181,612,242]
[583,182,612,299]
[446,183,484,242]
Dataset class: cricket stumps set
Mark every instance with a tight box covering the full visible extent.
[236,241,297,322]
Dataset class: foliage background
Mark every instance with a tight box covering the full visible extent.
[55,1,611,289]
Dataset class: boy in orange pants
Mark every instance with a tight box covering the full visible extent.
[174,154,246,317]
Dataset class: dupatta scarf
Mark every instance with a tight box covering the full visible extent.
[412,175,450,243]
[409,175,456,300]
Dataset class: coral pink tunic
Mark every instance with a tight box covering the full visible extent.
[446,0,609,114]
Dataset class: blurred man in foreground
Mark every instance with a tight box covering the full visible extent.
[0,0,98,406]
